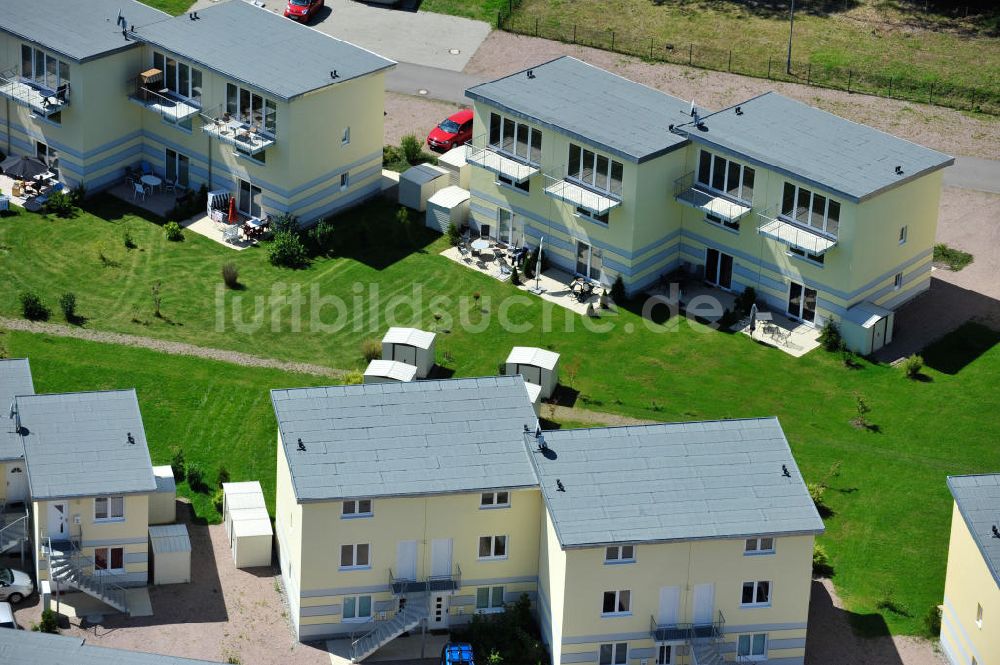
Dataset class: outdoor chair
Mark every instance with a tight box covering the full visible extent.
[163,178,177,193]
[132,182,146,201]
[140,161,153,176]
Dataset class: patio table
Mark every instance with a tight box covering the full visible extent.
[141,174,162,193]
[471,239,490,252]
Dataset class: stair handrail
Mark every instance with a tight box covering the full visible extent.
[57,539,129,610]
[0,511,29,547]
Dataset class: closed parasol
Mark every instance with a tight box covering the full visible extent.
[227,196,238,223]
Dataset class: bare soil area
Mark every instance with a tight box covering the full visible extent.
[465,32,999,160]
[385,92,460,147]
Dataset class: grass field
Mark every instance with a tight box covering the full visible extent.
[2,198,999,635]
[139,0,194,16]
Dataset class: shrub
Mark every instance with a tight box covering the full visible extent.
[186,464,207,493]
[268,230,309,268]
[361,338,381,363]
[923,604,942,637]
[164,221,184,241]
[610,275,626,303]
[812,544,834,577]
[222,262,240,289]
[808,482,832,518]
[272,212,299,235]
[818,321,842,352]
[733,286,757,316]
[396,206,416,246]
[853,394,872,429]
[903,354,924,379]
[36,609,59,634]
[933,243,973,271]
[151,281,162,319]
[400,134,423,164]
[382,144,405,167]
[122,228,136,249]
[308,218,335,255]
[342,369,364,385]
[216,464,231,487]
[212,488,225,514]
[44,190,75,217]
[446,222,461,246]
[69,183,87,206]
[170,447,186,481]
[19,291,50,321]
[59,292,77,322]
[453,594,547,665]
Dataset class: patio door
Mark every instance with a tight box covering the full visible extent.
[165,149,189,188]
[692,583,714,626]
[705,248,733,290]
[787,282,817,323]
[238,179,261,218]
[497,209,523,246]
[430,538,452,577]
[396,540,417,581]
[576,241,603,281]
[36,141,58,181]
[657,586,680,626]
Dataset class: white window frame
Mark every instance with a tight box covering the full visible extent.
[21,44,69,92]
[342,127,351,145]
[780,182,840,238]
[226,83,277,136]
[737,633,768,660]
[94,496,125,522]
[894,272,903,290]
[342,594,372,622]
[567,143,623,198]
[341,172,350,191]
[601,589,631,617]
[478,535,508,560]
[598,642,628,665]
[604,545,635,564]
[575,207,610,225]
[696,150,755,204]
[899,225,908,245]
[340,543,371,570]
[744,537,775,555]
[787,245,826,266]
[489,113,542,165]
[476,585,505,613]
[152,51,202,103]
[655,644,675,665]
[93,546,125,574]
[976,603,983,628]
[342,499,372,518]
[741,580,771,607]
[480,492,510,509]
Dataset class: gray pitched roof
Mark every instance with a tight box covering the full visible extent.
[136,0,394,101]
[271,376,539,502]
[15,390,156,501]
[0,0,169,62]
[0,628,224,664]
[948,474,1000,587]
[466,56,691,163]
[673,92,953,202]
[527,418,824,548]
[0,359,34,462]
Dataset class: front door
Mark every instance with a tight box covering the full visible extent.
[430,538,452,577]
[5,465,27,504]
[396,540,417,581]
[47,502,68,540]
[705,248,733,290]
[432,594,450,628]
[657,586,680,626]
[692,583,714,626]
[787,282,818,323]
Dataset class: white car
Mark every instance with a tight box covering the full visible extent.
[0,568,33,604]
[0,602,17,629]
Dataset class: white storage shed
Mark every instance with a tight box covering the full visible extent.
[149,465,176,526]
[148,524,191,585]
[381,327,436,378]
[505,347,560,399]
[364,360,418,384]
[222,481,273,569]
[425,186,470,233]
[437,146,470,189]
[840,302,895,356]
[398,164,450,212]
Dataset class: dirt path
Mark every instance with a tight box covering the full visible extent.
[0,317,345,379]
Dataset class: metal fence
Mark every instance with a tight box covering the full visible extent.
[496,9,999,116]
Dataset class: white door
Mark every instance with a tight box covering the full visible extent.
[5,465,27,503]
[657,586,681,626]
[47,502,68,540]
[392,344,417,367]
[872,317,887,352]
[396,540,418,580]
[430,538,452,577]
[432,594,450,628]
[692,583,714,626]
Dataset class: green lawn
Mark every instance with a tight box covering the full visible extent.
[1,198,999,635]
[139,0,195,16]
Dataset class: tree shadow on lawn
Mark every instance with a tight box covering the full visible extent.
[805,580,906,663]
[922,321,1000,376]
[328,198,439,271]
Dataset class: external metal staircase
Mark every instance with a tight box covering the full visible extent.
[0,512,29,554]
[350,594,429,662]
[45,538,129,614]
[651,611,726,665]
[690,639,726,665]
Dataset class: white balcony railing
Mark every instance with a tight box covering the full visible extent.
[199,104,276,155]
[673,171,751,224]
[0,67,69,117]
[757,206,838,255]
[128,73,200,123]
[466,135,540,183]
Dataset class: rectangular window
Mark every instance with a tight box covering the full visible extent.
[94,496,125,521]
[478,535,507,559]
[568,144,623,197]
[340,543,371,569]
[781,182,840,237]
[601,590,631,615]
[497,173,529,193]
[976,603,983,628]
[698,150,753,203]
[604,545,635,563]
[476,585,505,610]
[489,113,502,147]
[711,154,726,191]
[899,225,908,245]
[21,45,69,91]
[225,84,277,134]
[343,594,372,620]
[741,581,771,607]
[341,172,350,191]
[238,180,262,219]
[599,643,627,665]
[656,645,672,665]
[342,127,351,145]
[697,151,712,186]
[788,245,825,265]
[94,546,125,572]
[490,116,541,162]
[741,167,755,202]
[502,118,515,153]
[342,499,372,517]
[226,83,238,116]
[737,633,767,659]
[894,272,903,289]
[480,492,510,508]
[744,538,775,554]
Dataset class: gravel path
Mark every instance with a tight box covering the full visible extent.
[0,317,345,379]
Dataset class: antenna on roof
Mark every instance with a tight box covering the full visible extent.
[127,432,136,445]
[556,479,565,492]
[116,10,126,28]
[297,438,306,452]
[122,27,128,38]
[782,464,791,478]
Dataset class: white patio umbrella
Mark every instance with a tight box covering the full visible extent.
[530,237,545,294]
[749,303,758,336]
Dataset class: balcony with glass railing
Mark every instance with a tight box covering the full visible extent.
[757,205,838,256]
[466,134,540,183]
[127,69,200,123]
[0,67,69,117]
[544,167,622,217]
[673,171,751,226]
[199,104,276,155]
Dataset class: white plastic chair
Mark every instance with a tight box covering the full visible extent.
[132,182,146,201]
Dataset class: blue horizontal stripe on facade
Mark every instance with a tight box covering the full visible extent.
[561,652,598,664]
[300,604,341,617]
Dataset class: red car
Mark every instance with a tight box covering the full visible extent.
[284,0,324,22]
[427,109,473,152]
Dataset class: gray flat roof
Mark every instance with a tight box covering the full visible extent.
[0,0,169,62]
[466,56,691,163]
[0,628,224,664]
[271,376,539,502]
[0,359,34,462]
[527,418,824,548]
[15,390,156,501]
[136,0,394,101]
[948,474,1000,587]
[673,92,953,202]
